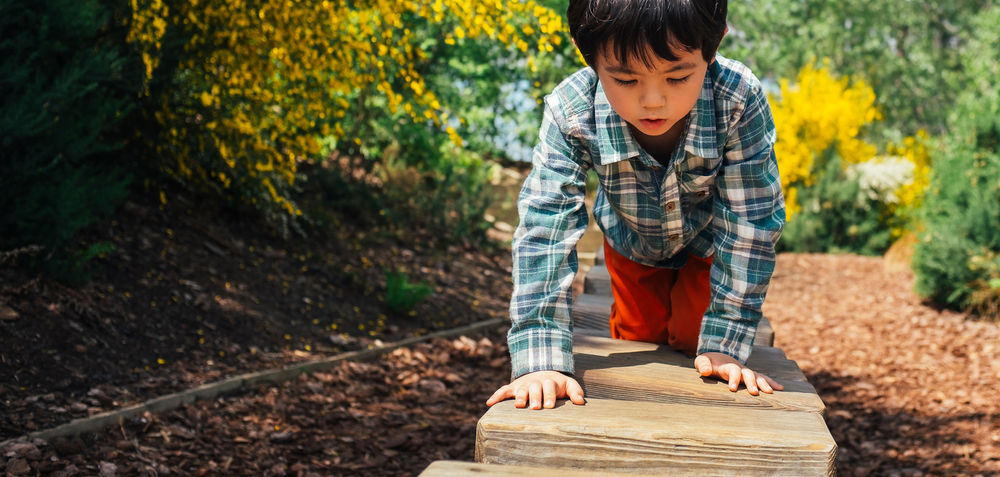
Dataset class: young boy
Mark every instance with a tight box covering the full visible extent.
[487,0,785,410]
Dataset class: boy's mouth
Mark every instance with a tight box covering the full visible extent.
[639,118,667,129]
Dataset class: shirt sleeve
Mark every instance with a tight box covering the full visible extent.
[698,81,786,363]
[507,98,590,379]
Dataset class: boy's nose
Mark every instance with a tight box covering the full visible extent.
[640,88,666,109]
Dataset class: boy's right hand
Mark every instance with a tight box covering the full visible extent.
[485,370,586,409]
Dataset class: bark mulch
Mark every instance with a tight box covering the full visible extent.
[0,192,513,443]
[1,330,511,476]
[765,253,1000,477]
[3,253,999,476]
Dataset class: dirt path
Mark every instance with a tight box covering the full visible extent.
[3,253,998,476]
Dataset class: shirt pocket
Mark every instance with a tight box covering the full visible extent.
[678,169,715,210]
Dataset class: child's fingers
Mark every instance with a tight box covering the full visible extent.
[693,355,713,376]
[566,378,585,405]
[542,379,557,408]
[486,385,511,406]
[528,381,543,410]
[742,367,759,395]
[763,374,784,391]
[514,386,529,408]
[726,364,741,391]
[756,375,773,394]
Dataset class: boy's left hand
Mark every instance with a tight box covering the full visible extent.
[694,352,784,396]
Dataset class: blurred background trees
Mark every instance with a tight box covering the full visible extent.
[0,0,996,317]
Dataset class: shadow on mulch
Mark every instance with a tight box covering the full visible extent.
[0,187,514,442]
[809,370,998,476]
[0,328,512,476]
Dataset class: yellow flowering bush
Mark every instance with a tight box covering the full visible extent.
[769,62,880,219]
[127,0,564,226]
[771,63,936,254]
[887,129,931,212]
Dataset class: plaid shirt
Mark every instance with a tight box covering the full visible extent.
[508,54,785,378]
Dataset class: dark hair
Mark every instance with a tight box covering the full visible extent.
[567,0,727,67]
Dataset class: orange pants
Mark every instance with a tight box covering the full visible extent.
[604,239,712,357]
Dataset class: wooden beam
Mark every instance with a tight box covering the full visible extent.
[572,293,613,335]
[572,334,825,414]
[420,460,637,476]
[583,264,611,296]
[477,398,835,475]
[755,316,775,347]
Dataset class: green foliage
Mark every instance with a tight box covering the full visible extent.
[911,143,1000,314]
[727,0,991,136]
[0,0,135,281]
[299,144,496,249]
[372,144,497,247]
[384,269,434,314]
[777,152,893,256]
[327,9,577,248]
[912,6,1000,318]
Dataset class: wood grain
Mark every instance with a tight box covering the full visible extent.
[754,316,775,346]
[573,293,613,335]
[572,334,826,413]
[583,264,611,296]
[419,460,637,476]
[476,398,836,475]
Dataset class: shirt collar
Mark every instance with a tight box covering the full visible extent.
[684,60,720,160]
[594,81,640,166]
[592,65,719,166]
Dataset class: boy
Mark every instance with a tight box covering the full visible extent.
[487,0,785,410]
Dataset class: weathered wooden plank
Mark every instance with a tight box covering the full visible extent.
[572,293,613,335]
[572,334,825,414]
[755,316,775,347]
[583,264,611,296]
[476,398,836,475]
[419,460,636,476]
[573,292,776,346]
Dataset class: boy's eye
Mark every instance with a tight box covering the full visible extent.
[613,78,637,86]
[667,75,692,85]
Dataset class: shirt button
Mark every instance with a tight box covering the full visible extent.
[665,202,676,211]
[668,234,680,241]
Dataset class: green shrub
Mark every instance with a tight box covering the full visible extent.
[912,6,1000,318]
[384,269,434,315]
[371,144,496,248]
[299,144,496,250]
[777,152,894,256]
[0,0,136,281]
[911,123,1000,316]
[911,138,1000,315]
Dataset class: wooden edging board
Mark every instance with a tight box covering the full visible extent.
[0,317,506,448]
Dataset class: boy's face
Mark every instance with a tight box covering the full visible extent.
[594,45,711,141]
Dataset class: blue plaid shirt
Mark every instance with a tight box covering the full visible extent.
[508,54,785,378]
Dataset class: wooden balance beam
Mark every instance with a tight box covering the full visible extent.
[420,460,641,476]
[468,253,835,475]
